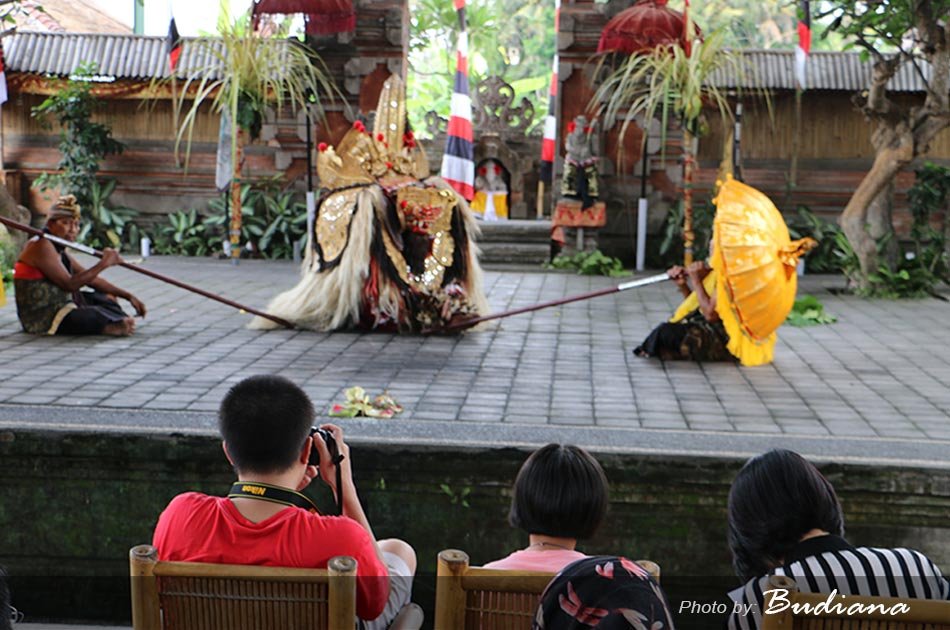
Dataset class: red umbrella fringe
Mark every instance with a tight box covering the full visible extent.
[305,11,356,34]
[251,0,355,34]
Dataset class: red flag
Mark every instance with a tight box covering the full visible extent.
[167,17,182,73]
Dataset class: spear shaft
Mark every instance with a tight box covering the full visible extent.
[438,272,671,333]
[0,215,294,330]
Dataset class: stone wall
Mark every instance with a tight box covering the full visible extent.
[2,429,948,627]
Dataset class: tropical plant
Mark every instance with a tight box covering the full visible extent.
[157,209,211,257]
[787,207,846,274]
[0,235,17,291]
[259,191,307,259]
[906,162,950,285]
[31,62,125,211]
[78,179,140,251]
[785,295,837,327]
[168,2,334,262]
[594,28,767,265]
[204,185,268,255]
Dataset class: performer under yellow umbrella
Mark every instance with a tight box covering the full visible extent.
[635,176,816,366]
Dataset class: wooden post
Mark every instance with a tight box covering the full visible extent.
[129,545,161,630]
[536,181,545,218]
[760,574,797,630]
[230,134,244,265]
[328,555,358,629]
[636,559,661,583]
[434,549,469,630]
[682,128,696,265]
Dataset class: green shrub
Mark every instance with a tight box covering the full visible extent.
[547,249,630,277]
[155,209,210,257]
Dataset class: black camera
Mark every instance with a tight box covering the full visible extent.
[308,426,341,467]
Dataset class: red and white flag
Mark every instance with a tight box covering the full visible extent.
[167,16,183,73]
[795,0,811,90]
[440,0,475,201]
[0,41,8,105]
[539,0,560,185]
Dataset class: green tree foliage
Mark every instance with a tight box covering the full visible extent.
[407,0,555,135]
[31,63,125,211]
[819,0,950,288]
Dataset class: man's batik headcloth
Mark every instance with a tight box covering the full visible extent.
[48,195,82,222]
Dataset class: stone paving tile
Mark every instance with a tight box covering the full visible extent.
[0,257,947,445]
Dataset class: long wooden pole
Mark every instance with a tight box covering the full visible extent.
[0,216,295,329]
[429,272,670,334]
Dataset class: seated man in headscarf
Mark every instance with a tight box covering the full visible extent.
[633,260,733,362]
[14,195,146,336]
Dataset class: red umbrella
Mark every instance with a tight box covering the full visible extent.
[251,0,355,35]
[598,0,697,55]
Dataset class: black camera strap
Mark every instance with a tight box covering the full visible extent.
[228,481,319,514]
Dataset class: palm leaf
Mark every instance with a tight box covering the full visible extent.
[592,30,769,168]
[158,1,339,170]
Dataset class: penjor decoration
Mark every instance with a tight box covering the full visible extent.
[250,75,489,333]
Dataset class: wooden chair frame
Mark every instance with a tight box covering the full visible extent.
[129,544,357,630]
[761,574,950,630]
[433,548,661,630]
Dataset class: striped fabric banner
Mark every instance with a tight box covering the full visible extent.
[539,0,560,184]
[795,0,811,90]
[440,0,475,201]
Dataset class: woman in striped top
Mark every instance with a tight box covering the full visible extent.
[725,449,950,630]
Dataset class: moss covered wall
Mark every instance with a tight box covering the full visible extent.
[1,430,948,627]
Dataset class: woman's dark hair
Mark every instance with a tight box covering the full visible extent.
[727,449,844,581]
[219,375,315,474]
[508,444,609,540]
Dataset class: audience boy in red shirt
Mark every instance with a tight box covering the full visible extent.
[153,375,416,629]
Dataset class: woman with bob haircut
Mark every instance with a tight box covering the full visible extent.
[726,449,949,630]
[483,443,609,572]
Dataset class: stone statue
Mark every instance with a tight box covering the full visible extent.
[560,115,600,209]
[473,159,509,221]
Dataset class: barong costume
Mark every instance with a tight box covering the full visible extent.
[251,76,488,333]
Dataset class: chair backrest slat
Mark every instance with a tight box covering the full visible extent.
[129,544,356,630]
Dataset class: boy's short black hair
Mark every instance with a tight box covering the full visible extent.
[219,375,315,474]
[727,449,844,581]
[508,444,609,540]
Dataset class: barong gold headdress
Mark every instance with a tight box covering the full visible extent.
[317,75,429,190]
[48,195,81,222]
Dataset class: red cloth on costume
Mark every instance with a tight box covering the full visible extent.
[153,492,389,621]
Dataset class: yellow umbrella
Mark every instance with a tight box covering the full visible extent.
[711,176,816,366]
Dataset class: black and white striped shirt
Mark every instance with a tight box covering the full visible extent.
[727,535,950,630]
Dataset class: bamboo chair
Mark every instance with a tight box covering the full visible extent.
[433,548,661,630]
[129,544,357,630]
[760,574,950,630]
